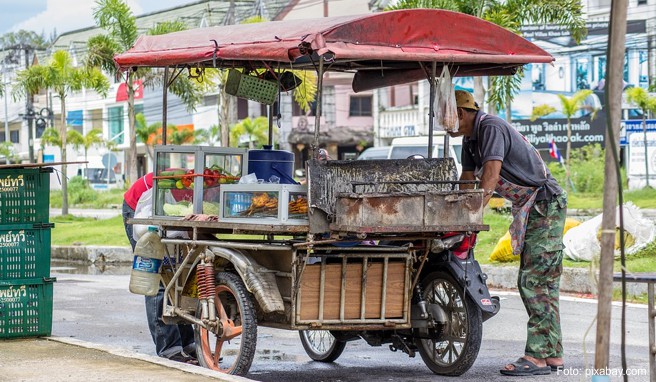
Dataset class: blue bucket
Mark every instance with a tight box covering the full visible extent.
[247,146,297,184]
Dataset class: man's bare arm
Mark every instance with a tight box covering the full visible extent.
[479,160,502,206]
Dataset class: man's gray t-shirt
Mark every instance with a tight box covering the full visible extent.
[461,111,562,201]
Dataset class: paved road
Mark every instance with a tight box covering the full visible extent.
[51,264,651,382]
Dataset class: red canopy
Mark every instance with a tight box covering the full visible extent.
[114,9,553,91]
[115,9,551,66]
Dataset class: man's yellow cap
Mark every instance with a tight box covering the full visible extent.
[455,90,479,111]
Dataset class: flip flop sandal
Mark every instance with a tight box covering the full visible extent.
[500,357,552,376]
[550,364,565,372]
[168,352,199,365]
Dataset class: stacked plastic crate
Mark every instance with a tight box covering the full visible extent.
[0,167,55,338]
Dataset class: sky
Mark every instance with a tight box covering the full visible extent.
[0,0,193,36]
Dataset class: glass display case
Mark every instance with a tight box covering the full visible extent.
[153,145,248,218]
[219,184,308,225]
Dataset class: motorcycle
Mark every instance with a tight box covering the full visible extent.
[298,232,499,376]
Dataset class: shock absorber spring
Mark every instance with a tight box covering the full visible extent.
[197,262,217,321]
[414,283,428,319]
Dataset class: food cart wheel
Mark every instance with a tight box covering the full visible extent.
[299,330,346,362]
[194,272,257,375]
[415,271,482,376]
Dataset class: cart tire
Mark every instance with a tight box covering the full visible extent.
[194,272,257,375]
[415,271,482,376]
[299,330,346,362]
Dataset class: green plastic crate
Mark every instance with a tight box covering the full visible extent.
[0,277,55,338]
[0,224,53,279]
[0,167,52,224]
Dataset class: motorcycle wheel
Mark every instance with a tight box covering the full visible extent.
[415,271,482,376]
[194,272,257,375]
[299,330,347,362]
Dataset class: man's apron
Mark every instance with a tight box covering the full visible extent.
[474,114,545,255]
[494,178,541,255]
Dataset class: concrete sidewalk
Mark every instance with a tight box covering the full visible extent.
[1,337,251,382]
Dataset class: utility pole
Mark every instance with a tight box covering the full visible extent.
[3,71,8,143]
[595,1,628,381]
[24,47,34,163]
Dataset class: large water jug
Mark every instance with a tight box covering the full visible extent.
[247,146,296,184]
[129,226,165,296]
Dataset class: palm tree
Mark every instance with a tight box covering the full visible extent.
[168,126,194,146]
[68,128,106,183]
[87,0,208,185]
[387,0,586,115]
[13,50,109,215]
[230,117,269,149]
[0,142,18,164]
[531,89,596,191]
[134,112,162,162]
[192,125,218,146]
[625,87,656,188]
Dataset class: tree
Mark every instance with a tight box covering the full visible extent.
[68,128,106,182]
[13,50,109,215]
[0,142,18,164]
[230,117,269,148]
[192,124,221,146]
[87,0,208,185]
[0,30,48,66]
[134,112,160,162]
[168,126,194,146]
[387,0,586,115]
[531,89,596,191]
[625,87,656,187]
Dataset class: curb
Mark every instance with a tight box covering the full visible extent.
[51,246,650,298]
[47,336,254,382]
[52,245,133,263]
[480,264,649,297]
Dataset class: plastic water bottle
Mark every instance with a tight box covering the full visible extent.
[129,226,165,296]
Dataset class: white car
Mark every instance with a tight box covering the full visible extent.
[389,135,463,174]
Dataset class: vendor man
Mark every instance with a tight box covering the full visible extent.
[448,90,567,376]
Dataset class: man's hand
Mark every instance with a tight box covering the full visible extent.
[459,171,476,190]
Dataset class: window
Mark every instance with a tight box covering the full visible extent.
[638,0,647,5]
[0,131,19,143]
[292,100,316,116]
[67,110,83,134]
[237,98,249,119]
[108,106,124,144]
[349,96,373,117]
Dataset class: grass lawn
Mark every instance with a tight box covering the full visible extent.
[52,215,130,246]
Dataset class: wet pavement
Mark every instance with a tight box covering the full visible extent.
[46,262,652,382]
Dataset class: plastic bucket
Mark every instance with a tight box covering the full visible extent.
[247,146,297,184]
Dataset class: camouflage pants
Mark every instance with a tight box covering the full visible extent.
[518,192,567,359]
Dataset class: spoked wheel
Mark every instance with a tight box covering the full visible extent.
[299,330,346,362]
[415,271,482,376]
[194,272,257,375]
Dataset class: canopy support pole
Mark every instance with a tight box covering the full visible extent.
[162,66,169,145]
[312,56,325,157]
[268,104,274,147]
[427,61,436,159]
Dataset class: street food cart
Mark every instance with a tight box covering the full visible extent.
[117,9,553,376]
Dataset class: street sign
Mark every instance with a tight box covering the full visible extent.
[620,119,656,146]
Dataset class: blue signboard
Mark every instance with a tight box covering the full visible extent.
[620,119,656,146]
